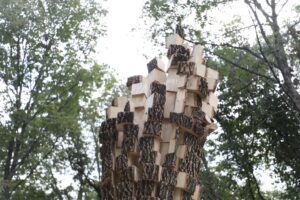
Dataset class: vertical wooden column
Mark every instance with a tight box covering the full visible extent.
[99,28,219,200]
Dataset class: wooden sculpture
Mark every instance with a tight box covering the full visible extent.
[100,27,219,200]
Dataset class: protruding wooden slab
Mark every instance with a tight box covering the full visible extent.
[201,101,215,119]
[147,57,165,72]
[147,68,167,85]
[164,91,176,118]
[206,67,219,80]
[186,75,200,92]
[166,68,187,92]
[131,81,150,97]
[131,95,147,108]
[112,96,128,108]
[166,33,184,49]
[174,89,186,113]
[189,44,204,64]
[194,63,206,77]
[106,106,124,119]
[161,123,177,142]
[208,92,218,112]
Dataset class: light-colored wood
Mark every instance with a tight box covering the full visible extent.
[161,123,177,142]
[176,145,187,159]
[147,68,167,85]
[174,89,186,113]
[184,105,195,116]
[131,95,147,108]
[166,55,177,71]
[117,131,124,148]
[168,139,177,153]
[208,92,218,112]
[194,63,206,77]
[189,44,204,64]
[186,75,200,92]
[131,80,150,97]
[174,189,183,200]
[165,33,184,49]
[186,92,198,107]
[106,106,123,119]
[115,148,122,157]
[192,185,201,200]
[112,96,128,108]
[176,172,188,189]
[206,67,219,80]
[207,77,218,91]
[164,91,176,118]
[155,57,166,72]
[202,101,215,119]
[134,108,145,138]
[166,68,187,92]
[160,142,170,163]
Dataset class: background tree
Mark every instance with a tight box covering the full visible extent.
[143,0,300,199]
[0,0,120,199]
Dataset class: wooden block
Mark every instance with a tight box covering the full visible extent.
[115,147,122,157]
[164,91,176,118]
[112,96,128,108]
[147,57,165,72]
[161,123,177,142]
[117,131,124,148]
[160,142,169,161]
[168,139,177,153]
[194,63,206,77]
[131,81,150,97]
[141,164,162,182]
[186,75,200,92]
[208,92,218,112]
[206,67,219,80]
[189,44,204,64]
[207,77,218,91]
[185,92,200,107]
[166,68,187,92]
[131,95,147,108]
[176,172,188,189]
[174,89,186,113]
[147,68,167,85]
[201,101,215,118]
[139,151,162,165]
[174,189,183,200]
[176,145,187,159]
[106,106,123,119]
[165,33,184,49]
[145,93,166,110]
[139,136,161,152]
[192,185,201,200]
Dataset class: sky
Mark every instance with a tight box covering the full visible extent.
[96,0,152,82]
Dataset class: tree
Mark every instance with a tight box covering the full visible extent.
[143,0,300,199]
[0,0,117,199]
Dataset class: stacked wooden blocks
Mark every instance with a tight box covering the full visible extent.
[100,31,218,200]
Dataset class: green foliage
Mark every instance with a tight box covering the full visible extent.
[0,0,118,199]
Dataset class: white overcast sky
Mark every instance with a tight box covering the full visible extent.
[96,0,152,82]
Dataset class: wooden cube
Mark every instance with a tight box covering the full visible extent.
[174,89,186,113]
[166,68,187,92]
[164,91,176,118]
[206,68,219,80]
[207,77,218,91]
[106,106,123,119]
[194,63,206,77]
[166,34,184,49]
[131,95,147,108]
[112,96,128,108]
[131,80,150,97]
[208,92,218,112]
[202,101,215,119]
[189,44,204,64]
[161,123,177,142]
[176,172,188,189]
[176,145,188,159]
[186,75,200,92]
[192,185,202,200]
[147,68,167,85]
